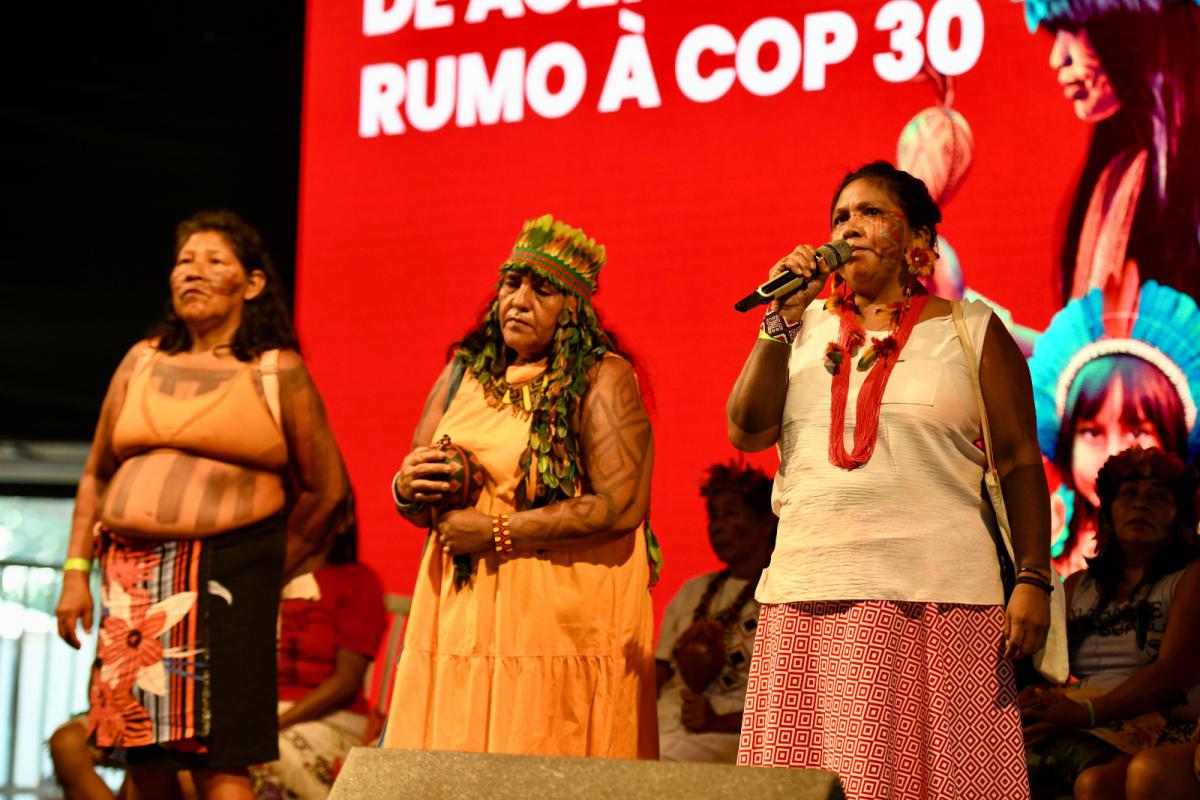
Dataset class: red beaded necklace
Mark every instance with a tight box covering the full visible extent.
[824,277,930,470]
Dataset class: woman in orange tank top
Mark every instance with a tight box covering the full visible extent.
[53,210,349,800]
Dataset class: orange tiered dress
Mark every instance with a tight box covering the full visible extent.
[382,361,657,758]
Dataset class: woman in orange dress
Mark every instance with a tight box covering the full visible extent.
[53,210,349,799]
[382,214,659,758]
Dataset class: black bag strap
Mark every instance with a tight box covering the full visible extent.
[444,356,467,412]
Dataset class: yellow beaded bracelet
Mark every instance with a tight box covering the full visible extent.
[491,513,514,555]
[63,557,92,572]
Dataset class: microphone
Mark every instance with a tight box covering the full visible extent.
[734,240,853,312]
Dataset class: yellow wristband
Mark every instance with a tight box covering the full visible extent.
[63,557,92,572]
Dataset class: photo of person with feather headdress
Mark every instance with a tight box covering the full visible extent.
[1023,0,1200,312]
[1028,282,1200,577]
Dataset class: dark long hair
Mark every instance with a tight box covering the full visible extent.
[150,210,299,360]
[1084,446,1200,609]
[1034,0,1200,301]
[326,490,359,566]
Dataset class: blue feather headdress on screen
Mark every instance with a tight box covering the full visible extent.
[1028,281,1200,464]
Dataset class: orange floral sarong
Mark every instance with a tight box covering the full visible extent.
[88,532,207,749]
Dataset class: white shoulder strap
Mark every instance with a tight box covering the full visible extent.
[259,349,282,428]
[951,301,996,473]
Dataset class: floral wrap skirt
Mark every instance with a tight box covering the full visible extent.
[87,515,284,769]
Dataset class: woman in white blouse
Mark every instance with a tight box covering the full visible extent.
[727,161,1051,800]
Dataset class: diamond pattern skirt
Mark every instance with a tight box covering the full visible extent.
[738,600,1029,800]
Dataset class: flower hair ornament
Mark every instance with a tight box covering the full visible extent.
[905,242,939,278]
[1027,281,1200,464]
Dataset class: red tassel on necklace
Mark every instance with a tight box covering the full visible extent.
[828,282,930,470]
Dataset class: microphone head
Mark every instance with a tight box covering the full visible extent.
[817,239,853,268]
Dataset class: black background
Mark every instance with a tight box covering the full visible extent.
[1,3,306,441]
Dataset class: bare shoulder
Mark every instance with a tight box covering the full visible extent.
[113,339,156,377]
[125,338,157,361]
[1163,562,1200,631]
[922,295,953,321]
[274,348,307,372]
[273,350,321,397]
[597,352,636,380]
[1175,560,1200,593]
[585,354,641,400]
[982,311,1023,360]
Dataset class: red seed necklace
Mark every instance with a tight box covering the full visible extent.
[823,277,930,470]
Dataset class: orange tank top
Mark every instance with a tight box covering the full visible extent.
[111,347,288,471]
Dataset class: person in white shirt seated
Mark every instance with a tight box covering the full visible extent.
[655,461,776,762]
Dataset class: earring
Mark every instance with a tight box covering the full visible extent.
[905,243,937,278]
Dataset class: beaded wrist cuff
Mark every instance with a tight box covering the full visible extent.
[760,310,802,345]
[492,514,514,555]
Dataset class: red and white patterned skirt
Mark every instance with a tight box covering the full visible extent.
[738,600,1029,800]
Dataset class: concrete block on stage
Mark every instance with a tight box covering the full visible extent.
[330,747,844,799]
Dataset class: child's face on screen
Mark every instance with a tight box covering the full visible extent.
[1072,378,1164,508]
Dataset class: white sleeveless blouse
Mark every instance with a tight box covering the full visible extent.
[756,298,1006,606]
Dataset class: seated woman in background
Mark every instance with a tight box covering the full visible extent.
[1023,446,1200,800]
[252,501,386,800]
[655,461,776,763]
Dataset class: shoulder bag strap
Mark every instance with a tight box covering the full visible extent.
[951,302,997,474]
[444,356,467,412]
[951,302,1018,566]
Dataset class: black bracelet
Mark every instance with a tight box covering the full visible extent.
[391,471,427,517]
[1014,574,1054,595]
[1016,566,1052,580]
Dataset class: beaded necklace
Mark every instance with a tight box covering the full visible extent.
[824,278,930,470]
[691,569,759,628]
[478,370,548,417]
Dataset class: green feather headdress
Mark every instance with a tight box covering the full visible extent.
[456,215,612,508]
[502,213,604,297]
